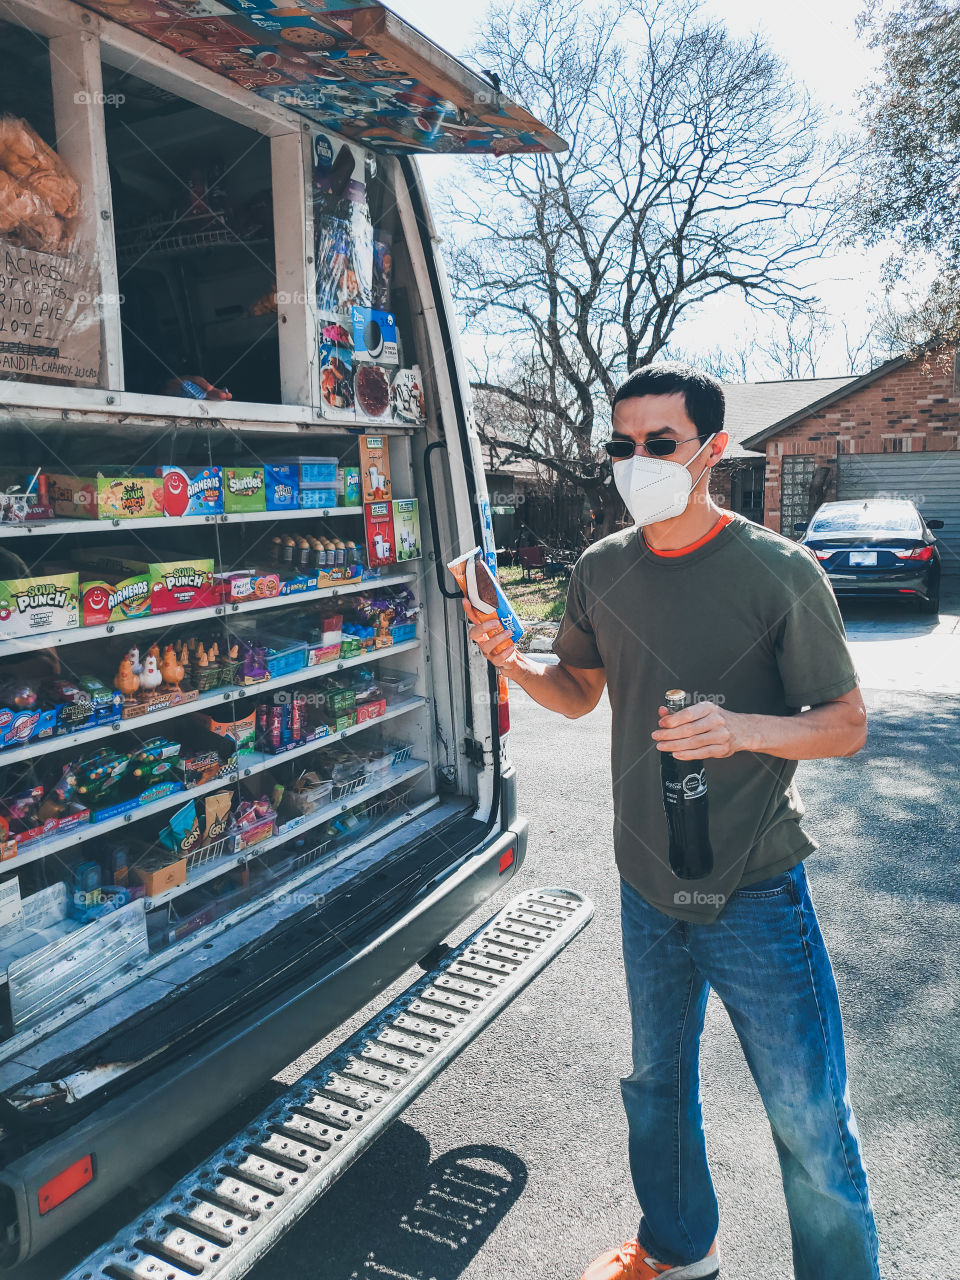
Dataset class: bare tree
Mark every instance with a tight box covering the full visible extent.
[442,0,846,532]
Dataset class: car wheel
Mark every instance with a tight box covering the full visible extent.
[919,589,940,615]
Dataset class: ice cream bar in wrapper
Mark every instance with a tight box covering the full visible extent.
[447,546,524,644]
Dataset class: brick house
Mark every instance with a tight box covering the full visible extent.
[740,347,960,575]
[715,377,856,522]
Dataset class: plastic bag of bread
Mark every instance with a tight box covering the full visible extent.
[0,116,80,243]
[0,169,64,252]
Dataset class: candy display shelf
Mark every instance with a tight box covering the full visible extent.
[0,572,418,660]
[144,757,429,910]
[0,505,362,539]
[0,697,425,874]
[0,639,420,771]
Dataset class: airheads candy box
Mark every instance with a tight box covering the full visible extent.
[0,570,79,640]
[47,473,165,521]
[447,547,523,646]
[72,547,216,615]
[79,572,151,626]
[160,466,224,518]
[223,467,266,513]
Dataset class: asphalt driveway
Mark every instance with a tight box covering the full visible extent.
[22,593,960,1280]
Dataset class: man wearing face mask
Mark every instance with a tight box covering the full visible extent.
[464,363,879,1280]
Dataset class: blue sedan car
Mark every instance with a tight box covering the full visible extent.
[797,499,944,614]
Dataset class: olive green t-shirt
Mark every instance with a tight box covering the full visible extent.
[552,514,858,923]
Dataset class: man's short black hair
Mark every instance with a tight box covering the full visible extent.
[612,362,725,442]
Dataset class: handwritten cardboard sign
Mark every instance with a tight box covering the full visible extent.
[0,237,101,386]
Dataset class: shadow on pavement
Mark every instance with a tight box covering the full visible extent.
[266,1126,528,1279]
[804,688,960,1154]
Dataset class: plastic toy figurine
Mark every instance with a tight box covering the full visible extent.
[160,644,184,689]
[125,645,143,676]
[114,656,140,698]
[140,653,163,694]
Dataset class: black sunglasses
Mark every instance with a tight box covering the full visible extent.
[603,434,704,460]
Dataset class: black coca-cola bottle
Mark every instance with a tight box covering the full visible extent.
[660,689,715,880]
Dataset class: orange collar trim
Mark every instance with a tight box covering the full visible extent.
[643,510,735,557]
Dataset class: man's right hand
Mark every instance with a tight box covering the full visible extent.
[463,600,518,669]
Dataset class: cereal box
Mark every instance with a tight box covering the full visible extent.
[0,570,79,640]
[223,467,266,513]
[48,474,165,521]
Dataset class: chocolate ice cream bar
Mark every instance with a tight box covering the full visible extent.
[447,547,523,643]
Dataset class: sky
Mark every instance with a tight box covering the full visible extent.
[387,0,891,381]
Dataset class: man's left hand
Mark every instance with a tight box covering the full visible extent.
[651,701,750,760]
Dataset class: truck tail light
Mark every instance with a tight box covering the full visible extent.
[498,847,515,873]
[497,671,510,736]
[894,546,934,561]
[38,1156,93,1214]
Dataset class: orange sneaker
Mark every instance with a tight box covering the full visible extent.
[579,1238,719,1280]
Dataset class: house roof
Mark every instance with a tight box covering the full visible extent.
[737,355,913,452]
[721,375,861,459]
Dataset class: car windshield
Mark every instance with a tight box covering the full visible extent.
[809,505,923,535]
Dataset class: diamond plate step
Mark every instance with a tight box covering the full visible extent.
[63,886,592,1280]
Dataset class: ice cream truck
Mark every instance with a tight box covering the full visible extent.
[0,0,592,1270]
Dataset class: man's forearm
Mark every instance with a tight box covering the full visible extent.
[737,702,867,760]
[501,652,600,718]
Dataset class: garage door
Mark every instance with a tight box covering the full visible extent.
[837,452,960,577]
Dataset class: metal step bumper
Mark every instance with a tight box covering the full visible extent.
[62,886,593,1280]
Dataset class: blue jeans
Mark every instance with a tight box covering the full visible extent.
[620,864,880,1279]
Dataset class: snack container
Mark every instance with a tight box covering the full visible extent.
[298,488,338,509]
[343,466,361,507]
[447,546,523,644]
[47,474,164,521]
[214,571,281,603]
[132,857,187,897]
[271,457,338,485]
[160,466,224,518]
[223,467,266,513]
[0,571,79,640]
[265,465,299,511]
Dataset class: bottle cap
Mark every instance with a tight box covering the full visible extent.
[664,689,687,711]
